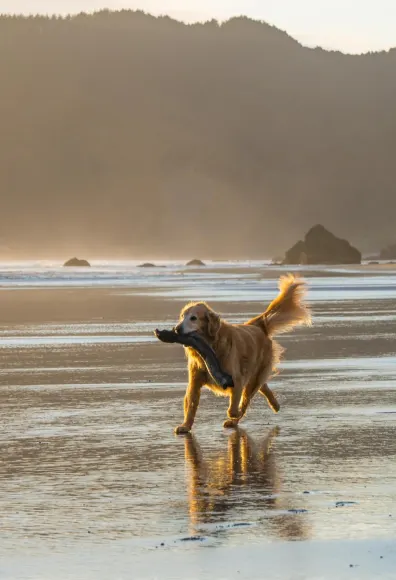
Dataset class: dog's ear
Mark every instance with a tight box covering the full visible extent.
[205,310,220,339]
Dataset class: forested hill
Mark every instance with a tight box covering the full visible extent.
[1,11,395,258]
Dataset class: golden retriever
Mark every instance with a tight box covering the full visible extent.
[174,274,311,434]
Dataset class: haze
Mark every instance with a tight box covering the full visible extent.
[1,9,396,260]
[1,0,396,53]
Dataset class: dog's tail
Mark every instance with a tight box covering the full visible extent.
[264,274,311,336]
[247,274,311,337]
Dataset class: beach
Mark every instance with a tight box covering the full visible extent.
[1,261,396,579]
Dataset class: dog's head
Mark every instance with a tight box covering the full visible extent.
[175,302,220,339]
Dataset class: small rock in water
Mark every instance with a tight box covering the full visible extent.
[64,257,91,267]
[180,536,205,542]
[335,501,358,508]
[287,508,308,514]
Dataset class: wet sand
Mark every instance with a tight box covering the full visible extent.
[1,265,396,579]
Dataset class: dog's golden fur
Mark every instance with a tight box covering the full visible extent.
[174,274,311,434]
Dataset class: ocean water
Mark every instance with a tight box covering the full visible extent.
[0,260,395,302]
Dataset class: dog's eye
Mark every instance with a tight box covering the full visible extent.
[190,316,197,321]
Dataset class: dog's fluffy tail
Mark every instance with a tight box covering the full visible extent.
[263,274,311,337]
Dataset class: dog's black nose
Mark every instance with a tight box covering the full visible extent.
[175,324,183,334]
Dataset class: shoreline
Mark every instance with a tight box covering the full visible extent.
[2,537,395,580]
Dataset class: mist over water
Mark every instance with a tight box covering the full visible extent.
[1,11,396,259]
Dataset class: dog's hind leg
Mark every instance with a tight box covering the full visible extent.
[239,380,262,416]
[226,390,253,428]
[259,383,280,413]
[223,380,244,428]
[224,379,261,428]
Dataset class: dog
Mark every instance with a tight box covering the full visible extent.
[174,274,311,434]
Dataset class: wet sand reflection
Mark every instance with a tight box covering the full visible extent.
[184,427,310,541]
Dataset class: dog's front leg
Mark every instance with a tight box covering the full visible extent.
[175,363,207,434]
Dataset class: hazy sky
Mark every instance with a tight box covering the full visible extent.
[1,0,395,54]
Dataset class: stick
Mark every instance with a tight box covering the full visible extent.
[154,329,234,389]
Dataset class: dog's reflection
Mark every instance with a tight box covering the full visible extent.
[183,427,310,541]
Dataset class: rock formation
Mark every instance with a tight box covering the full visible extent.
[283,225,361,265]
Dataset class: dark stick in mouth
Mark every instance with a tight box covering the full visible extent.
[154,329,234,389]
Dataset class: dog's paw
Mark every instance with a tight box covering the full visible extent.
[271,400,280,413]
[223,419,239,429]
[174,424,191,435]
